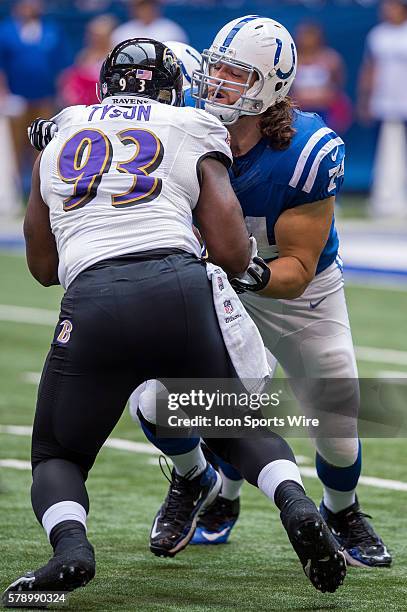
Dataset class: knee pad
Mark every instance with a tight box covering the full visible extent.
[315,437,360,468]
[129,380,167,425]
[128,381,147,423]
[299,331,358,379]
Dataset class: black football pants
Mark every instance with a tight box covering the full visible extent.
[31,251,295,522]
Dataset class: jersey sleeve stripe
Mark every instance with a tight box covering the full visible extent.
[289,127,334,189]
[302,137,344,194]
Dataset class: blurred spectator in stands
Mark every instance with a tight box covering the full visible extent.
[0,0,70,175]
[74,0,112,12]
[112,0,188,47]
[59,15,117,107]
[292,22,352,134]
[358,0,407,218]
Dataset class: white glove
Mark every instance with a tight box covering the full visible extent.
[27,117,58,151]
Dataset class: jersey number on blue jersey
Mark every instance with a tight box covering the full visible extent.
[57,127,164,211]
[328,159,345,193]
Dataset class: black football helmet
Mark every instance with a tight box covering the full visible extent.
[99,38,183,106]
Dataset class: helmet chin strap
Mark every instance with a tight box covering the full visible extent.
[204,94,264,125]
[205,102,240,125]
[203,77,264,126]
[95,82,102,102]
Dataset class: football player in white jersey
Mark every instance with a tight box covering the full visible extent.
[26,20,390,573]
[4,38,347,603]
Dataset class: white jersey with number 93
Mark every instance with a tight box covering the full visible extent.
[40,96,232,289]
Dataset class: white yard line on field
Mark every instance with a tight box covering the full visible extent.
[376,370,407,379]
[22,372,41,385]
[355,346,407,366]
[299,467,407,492]
[346,280,407,292]
[0,424,406,492]
[0,425,33,436]
[0,425,309,465]
[0,424,160,456]
[0,305,57,326]
[104,438,161,455]
[0,459,31,470]
[2,304,407,366]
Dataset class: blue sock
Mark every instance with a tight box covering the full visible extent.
[216,455,243,481]
[316,441,362,513]
[139,411,200,456]
[202,445,242,480]
[316,441,362,492]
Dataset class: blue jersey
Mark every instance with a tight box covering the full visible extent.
[184,92,344,275]
[184,87,195,108]
[184,87,204,109]
[229,110,344,275]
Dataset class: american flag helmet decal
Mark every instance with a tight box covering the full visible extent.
[136,69,153,80]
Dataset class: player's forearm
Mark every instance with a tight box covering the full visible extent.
[259,256,314,299]
[25,254,60,286]
[24,221,59,286]
[24,233,59,286]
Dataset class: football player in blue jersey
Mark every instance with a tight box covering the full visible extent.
[131,17,390,568]
[185,15,390,567]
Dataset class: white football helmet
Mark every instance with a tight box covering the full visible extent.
[192,15,297,124]
[164,41,202,90]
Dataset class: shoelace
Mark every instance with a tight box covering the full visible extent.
[159,456,199,525]
[342,510,379,547]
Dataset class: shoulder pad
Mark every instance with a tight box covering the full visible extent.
[181,107,229,137]
[52,105,88,129]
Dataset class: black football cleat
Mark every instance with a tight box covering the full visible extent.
[2,543,95,608]
[281,497,346,593]
[150,462,221,558]
[320,498,392,568]
[191,495,240,544]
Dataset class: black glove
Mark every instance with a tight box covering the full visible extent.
[230,256,271,293]
[27,117,57,151]
[230,236,271,294]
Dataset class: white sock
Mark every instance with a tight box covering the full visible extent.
[257,460,303,503]
[168,445,207,479]
[220,470,244,500]
[42,501,87,540]
[323,486,356,514]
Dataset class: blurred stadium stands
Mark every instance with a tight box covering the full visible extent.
[0,0,384,191]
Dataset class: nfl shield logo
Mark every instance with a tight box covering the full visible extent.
[223,300,233,315]
[217,276,224,291]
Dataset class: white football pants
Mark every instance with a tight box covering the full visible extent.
[241,260,359,467]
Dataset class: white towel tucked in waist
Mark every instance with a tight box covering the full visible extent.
[206,263,271,393]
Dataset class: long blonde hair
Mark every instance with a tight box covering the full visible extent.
[257,97,297,150]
